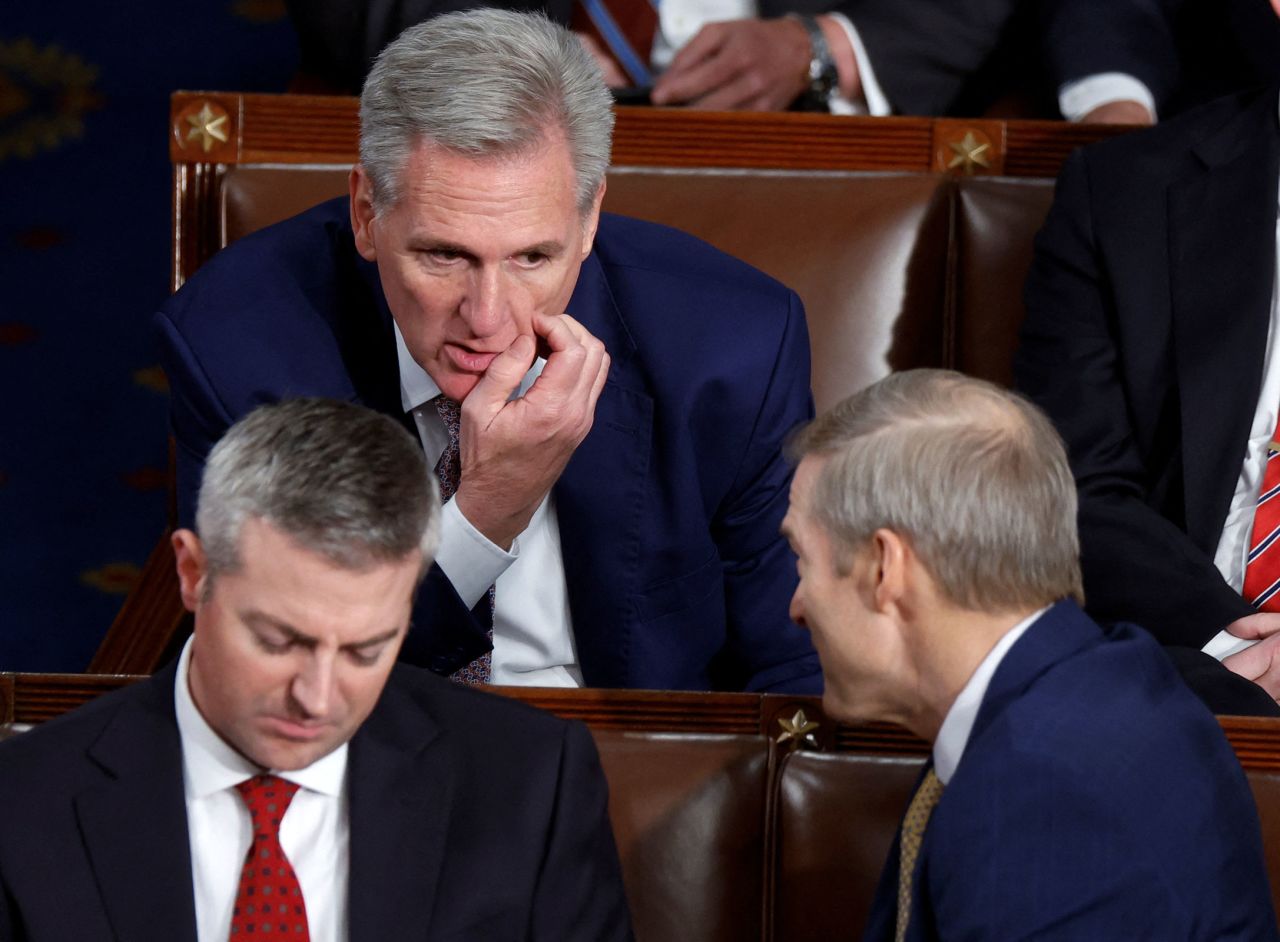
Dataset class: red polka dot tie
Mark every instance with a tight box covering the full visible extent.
[230,774,310,940]
[433,395,494,685]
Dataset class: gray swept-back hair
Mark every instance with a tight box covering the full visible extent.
[196,398,439,583]
[788,369,1083,612]
[359,8,614,214]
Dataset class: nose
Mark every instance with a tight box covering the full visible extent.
[290,651,336,719]
[789,591,807,630]
[461,265,511,339]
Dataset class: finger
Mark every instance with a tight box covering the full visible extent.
[652,30,735,105]
[1226,613,1280,640]
[464,333,536,420]
[1224,634,1280,691]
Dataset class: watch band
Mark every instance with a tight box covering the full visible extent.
[788,14,838,111]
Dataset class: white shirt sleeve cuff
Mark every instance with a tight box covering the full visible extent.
[825,13,891,117]
[1202,629,1260,661]
[1058,72,1156,123]
[434,498,519,609]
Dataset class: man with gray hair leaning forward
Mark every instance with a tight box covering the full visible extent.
[0,399,632,941]
[782,370,1277,940]
[157,9,820,694]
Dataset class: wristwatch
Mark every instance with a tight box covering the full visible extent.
[789,14,839,112]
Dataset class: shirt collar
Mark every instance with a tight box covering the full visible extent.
[173,637,349,800]
[393,320,548,413]
[932,605,1048,785]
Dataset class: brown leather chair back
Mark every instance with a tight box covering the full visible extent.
[594,730,769,942]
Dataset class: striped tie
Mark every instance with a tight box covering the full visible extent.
[1244,439,1280,611]
[896,767,943,942]
[571,0,660,87]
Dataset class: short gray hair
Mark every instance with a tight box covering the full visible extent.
[359,9,614,214]
[789,369,1083,612]
[196,398,439,581]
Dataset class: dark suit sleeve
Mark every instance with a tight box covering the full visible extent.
[1015,150,1253,648]
[713,292,822,694]
[156,304,491,675]
[833,0,1018,115]
[1039,0,1181,113]
[531,722,633,942]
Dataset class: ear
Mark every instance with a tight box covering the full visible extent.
[579,179,606,257]
[172,528,208,614]
[868,528,908,614]
[349,164,379,262]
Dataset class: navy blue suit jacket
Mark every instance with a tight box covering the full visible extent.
[863,601,1278,940]
[0,661,632,941]
[156,199,821,693]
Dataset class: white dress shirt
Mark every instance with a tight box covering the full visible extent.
[173,638,350,942]
[394,324,583,687]
[932,607,1045,784]
[1203,131,1280,661]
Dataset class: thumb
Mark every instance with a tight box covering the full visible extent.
[464,334,536,418]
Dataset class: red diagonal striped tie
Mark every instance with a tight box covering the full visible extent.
[231,775,309,940]
[571,0,660,87]
[1244,438,1280,610]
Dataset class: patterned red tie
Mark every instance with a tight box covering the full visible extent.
[231,775,309,940]
[571,0,660,87]
[1244,437,1280,610]
[433,396,494,684]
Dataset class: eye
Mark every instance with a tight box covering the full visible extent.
[253,632,292,654]
[346,646,385,667]
[516,251,549,267]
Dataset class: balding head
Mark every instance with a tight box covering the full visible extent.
[788,369,1083,613]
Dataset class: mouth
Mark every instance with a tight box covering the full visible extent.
[443,342,498,374]
[262,716,332,742]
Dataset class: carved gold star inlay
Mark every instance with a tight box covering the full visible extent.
[776,708,821,749]
[185,102,228,153]
[946,131,992,175]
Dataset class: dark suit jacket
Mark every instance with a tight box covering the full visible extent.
[1041,0,1280,119]
[863,601,1278,940]
[1017,85,1280,651]
[0,661,632,941]
[156,199,821,694]
[287,0,1023,116]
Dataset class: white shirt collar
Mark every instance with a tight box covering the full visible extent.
[393,320,547,413]
[932,605,1048,785]
[173,636,348,800]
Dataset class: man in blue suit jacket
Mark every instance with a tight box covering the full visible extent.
[782,370,1277,940]
[157,10,820,693]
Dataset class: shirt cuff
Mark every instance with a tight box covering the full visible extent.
[1202,629,1259,661]
[435,498,519,608]
[825,13,891,117]
[1058,72,1156,123]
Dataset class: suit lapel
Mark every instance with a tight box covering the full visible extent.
[559,249,654,685]
[346,672,452,942]
[75,665,198,942]
[1172,89,1280,548]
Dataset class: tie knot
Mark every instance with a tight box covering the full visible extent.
[235,774,300,834]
